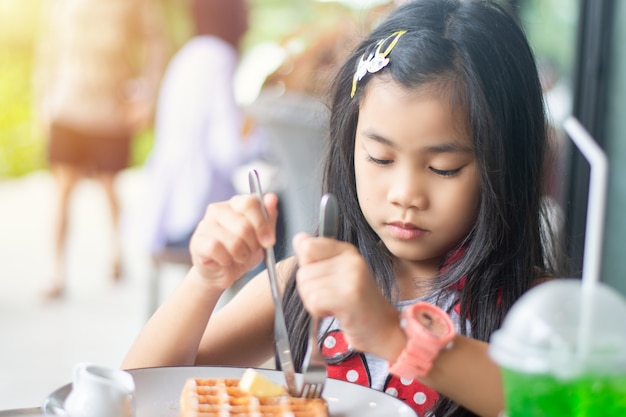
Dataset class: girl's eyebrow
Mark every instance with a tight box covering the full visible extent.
[425,142,474,154]
[362,130,473,153]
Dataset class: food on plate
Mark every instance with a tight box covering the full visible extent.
[238,367,287,397]
[179,370,328,417]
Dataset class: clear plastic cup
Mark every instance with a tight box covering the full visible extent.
[489,279,626,417]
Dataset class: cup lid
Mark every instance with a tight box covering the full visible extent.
[489,279,626,376]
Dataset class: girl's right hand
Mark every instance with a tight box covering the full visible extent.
[189,193,279,291]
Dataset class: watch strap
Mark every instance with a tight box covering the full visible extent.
[388,302,456,379]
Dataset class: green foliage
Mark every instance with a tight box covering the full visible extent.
[0,38,46,178]
[0,0,46,177]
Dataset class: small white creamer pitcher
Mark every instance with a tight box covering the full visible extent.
[64,363,135,417]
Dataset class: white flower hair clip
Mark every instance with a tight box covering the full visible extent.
[351,30,407,98]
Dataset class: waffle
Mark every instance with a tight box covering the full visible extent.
[179,377,328,417]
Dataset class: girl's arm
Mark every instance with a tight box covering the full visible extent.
[121,266,225,369]
[422,336,504,417]
[122,193,282,370]
[373,325,504,417]
[122,263,281,369]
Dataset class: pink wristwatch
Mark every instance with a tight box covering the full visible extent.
[388,302,456,379]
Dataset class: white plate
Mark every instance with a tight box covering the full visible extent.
[43,366,417,417]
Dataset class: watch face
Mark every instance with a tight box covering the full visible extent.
[414,305,453,338]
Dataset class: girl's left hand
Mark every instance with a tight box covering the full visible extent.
[292,233,405,361]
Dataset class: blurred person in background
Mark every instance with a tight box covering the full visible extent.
[33,0,167,300]
[140,0,267,261]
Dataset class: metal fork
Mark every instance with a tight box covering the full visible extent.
[300,194,339,399]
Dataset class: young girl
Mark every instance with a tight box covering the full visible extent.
[123,1,562,416]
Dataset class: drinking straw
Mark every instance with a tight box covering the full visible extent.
[562,116,609,361]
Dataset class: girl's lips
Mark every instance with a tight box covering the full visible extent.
[386,222,428,240]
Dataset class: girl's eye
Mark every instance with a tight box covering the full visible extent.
[367,155,393,166]
[430,167,461,177]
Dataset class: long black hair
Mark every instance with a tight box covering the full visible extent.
[283,1,563,416]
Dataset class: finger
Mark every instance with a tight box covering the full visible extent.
[191,217,246,267]
[292,232,343,265]
[296,256,338,286]
[291,232,310,264]
[295,255,347,309]
[191,219,265,285]
[231,193,279,248]
[297,252,373,300]
[295,273,335,317]
[197,201,260,261]
[211,206,262,263]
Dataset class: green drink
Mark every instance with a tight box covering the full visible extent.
[575,372,626,417]
[501,368,626,417]
[489,280,626,417]
[500,369,575,417]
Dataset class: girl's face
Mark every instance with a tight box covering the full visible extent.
[354,77,480,270]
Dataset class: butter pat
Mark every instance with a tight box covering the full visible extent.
[238,368,287,397]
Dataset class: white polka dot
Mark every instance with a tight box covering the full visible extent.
[324,336,336,349]
[414,392,427,405]
[346,369,359,382]
[400,377,414,385]
[385,387,398,397]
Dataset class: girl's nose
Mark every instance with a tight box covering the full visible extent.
[387,170,428,210]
